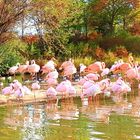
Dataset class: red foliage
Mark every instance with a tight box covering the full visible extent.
[22,35,39,44]
[95,47,106,59]
[88,32,101,40]
[114,47,128,58]
[129,22,140,35]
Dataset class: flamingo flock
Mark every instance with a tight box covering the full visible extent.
[1,56,140,103]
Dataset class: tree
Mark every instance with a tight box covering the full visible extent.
[0,0,30,44]
[27,0,85,57]
[88,0,140,35]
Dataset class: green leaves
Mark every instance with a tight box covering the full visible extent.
[88,0,140,35]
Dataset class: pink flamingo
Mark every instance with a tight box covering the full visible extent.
[86,73,100,81]
[45,78,58,87]
[78,76,89,86]
[2,83,14,95]
[111,56,134,74]
[14,87,24,99]
[2,83,14,102]
[56,80,72,97]
[98,80,111,97]
[68,85,76,96]
[84,61,105,73]
[46,87,57,99]
[16,61,29,81]
[101,68,110,77]
[125,61,139,81]
[12,80,22,91]
[111,77,131,97]
[22,85,32,95]
[98,78,111,89]
[31,81,40,102]
[8,63,20,78]
[59,58,76,80]
[81,83,101,98]
[27,60,40,80]
[82,80,95,89]
[59,58,74,70]
[63,65,77,80]
[45,69,59,80]
[41,58,56,74]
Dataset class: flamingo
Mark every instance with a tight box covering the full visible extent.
[82,80,95,89]
[86,73,100,81]
[14,87,24,99]
[2,83,14,102]
[125,61,139,81]
[84,61,105,73]
[98,80,111,97]
[81,83,101,98]
[56,80,72,97]
[2,83,14,95]
[68,85,76,96]
[59,58,74,70]
[45,78,58,87]
[59,58,77,81]
[111,77,131,97]
[101,68,110,78]
[12,79,22,91]
[41,58,56,75]
[31,81,40,102]
[78,76,89,86]
[8,63,20,78]
[27,60,40,80]
[111,56,134,75]
[45,69,59,80]
[63,65,77,80]
[16,61,29,81]
[46,87,57,99]
[22,85,32,95]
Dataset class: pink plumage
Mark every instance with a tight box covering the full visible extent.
[41,60,56,74]
[86,73,100,81]
[2,83,14,95]
[31,81,40,90]
[27,60,40,75]
[46,78,58,86]
[46,87,57,96]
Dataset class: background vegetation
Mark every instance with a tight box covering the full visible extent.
[0,0,140,75]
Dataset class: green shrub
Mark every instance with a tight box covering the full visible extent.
[74,57,95,68]
[104,51,119,68]
[0,39,27,75]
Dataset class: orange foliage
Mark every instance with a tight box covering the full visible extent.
[88,32,101,40]
[91,0,109,12]
[129,22,140,35]
[22,35,39,44]
[114,47,128,58]
[95,47,106,59]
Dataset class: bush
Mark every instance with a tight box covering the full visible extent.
[113,46,128,58]
[74,57,95,68]
[98,36,125,50]
[67,42,99,58]
[104,51,119,68]
[0,39,27,75]
[95,47,106,60]
[124,35,140,55]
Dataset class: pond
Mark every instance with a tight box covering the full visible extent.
[0,90,140,140]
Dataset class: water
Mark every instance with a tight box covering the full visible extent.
[0,92,140,140]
